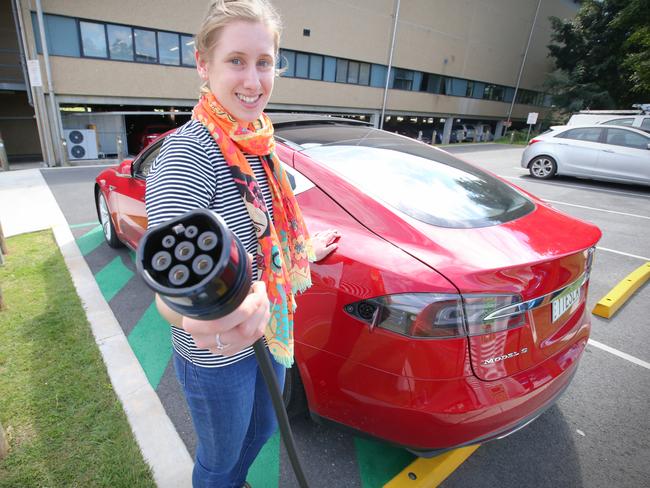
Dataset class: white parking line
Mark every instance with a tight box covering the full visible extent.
[543,199,650,220]
[588,339,650,371]
[597,247,650,261]
[501,175,650,199]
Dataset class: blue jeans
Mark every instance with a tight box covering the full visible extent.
[173,349,286,488]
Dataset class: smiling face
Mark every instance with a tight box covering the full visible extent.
[196,20,276,124]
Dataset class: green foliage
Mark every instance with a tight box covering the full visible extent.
[0,231,155,488]
[546,0,650,112]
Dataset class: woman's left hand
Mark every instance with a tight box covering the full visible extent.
[311,229,340,262]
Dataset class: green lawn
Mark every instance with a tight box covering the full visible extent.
[0,230,155,488]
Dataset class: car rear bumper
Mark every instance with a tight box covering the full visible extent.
[305,323,589,454]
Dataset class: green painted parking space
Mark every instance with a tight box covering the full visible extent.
[75,225,430,487]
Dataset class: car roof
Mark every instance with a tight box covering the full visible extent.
[267,113,371,128]
[550,124,649,136]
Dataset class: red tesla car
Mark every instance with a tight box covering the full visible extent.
[95,115,601,456]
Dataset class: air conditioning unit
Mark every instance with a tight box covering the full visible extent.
[64,129,98,160]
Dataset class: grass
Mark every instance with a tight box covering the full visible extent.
[0,230,155,488]
[494,130,537,145]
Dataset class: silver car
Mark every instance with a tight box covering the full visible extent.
[521,125,650,186]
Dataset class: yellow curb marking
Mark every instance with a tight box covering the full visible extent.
[384,444,480,488]
[592,262,650,319]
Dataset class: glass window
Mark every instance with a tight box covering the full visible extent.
[641,118,650,131]
[392,68,413,90]
[336,59,348,83]
[472,81,485,98]
[134,29,157,63]
[449,78,467,97]
[347,61,359,84]
[504,87,515,103]
[323,56,336,82]
[465,81,474,98]
[491,85,504,101]
[80,21,107,58]
[135,143,163,178]
[158,32,180,65]
[279,49,295,77]
[411,71,422,91]
[603,118,635,127]
[422,74,442,93]
[107,24,133,61]
[370,64,387,88]
[309,54,323,80]
[288,127,535,229]
[605,128,648,149]
[558,127,603,142]
[358,63,370,85]
[295,53,309,78]
[181,35,196,66]
[32,13,81,57]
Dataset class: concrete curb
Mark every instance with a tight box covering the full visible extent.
[0,169,192,487]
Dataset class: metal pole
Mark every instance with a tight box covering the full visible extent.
[35,0,65,166]
[0,133,9,172]
[379,0,400,130]
[505,0,542,133]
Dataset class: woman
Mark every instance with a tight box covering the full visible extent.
[145,1,338,486]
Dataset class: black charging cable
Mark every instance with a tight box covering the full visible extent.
[136,208,310,488]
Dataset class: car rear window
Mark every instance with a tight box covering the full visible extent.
[556,127,603,142]
[277,124,534,228]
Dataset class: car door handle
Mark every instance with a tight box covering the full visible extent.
[602,149,615,153]
[558,142,569,146]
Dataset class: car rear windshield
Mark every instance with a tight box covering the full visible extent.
[276,124,535,228]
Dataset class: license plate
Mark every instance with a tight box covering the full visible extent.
[551,284,581,322]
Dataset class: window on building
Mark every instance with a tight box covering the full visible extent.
[134,28,157,63]
[336,59,348,83]
[181,35,196,66]
[370,64,387,88]
[32,13,81,57]
[411,71,422,91]
[80,21,107,58]
[295,53,309,78]
[504,87,515,103]
[279,49,295,77]
[347,61,360,84]
[107,24,133,61]
[421,73,442,93]
[465,81,474,98]
[392,68,413,90]
[471,81,484,98]
[359,63,370,85]
[158,32,180,65]
[448,78,467,97]
[309,54,323,80]
[323,56,336,82]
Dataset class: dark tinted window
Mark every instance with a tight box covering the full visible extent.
[605,129,649,150]
[558,127,603,142]
[277,125,534,228]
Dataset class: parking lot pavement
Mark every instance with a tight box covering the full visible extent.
[40,148,649,487]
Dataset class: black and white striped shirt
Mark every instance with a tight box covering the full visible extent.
[146,119,273,367]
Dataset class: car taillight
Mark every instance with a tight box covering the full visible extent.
[147,135,158,140]
[528,138,541,145]
[344,293,525,339]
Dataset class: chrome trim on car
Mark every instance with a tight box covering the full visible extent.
[482,271,589,321]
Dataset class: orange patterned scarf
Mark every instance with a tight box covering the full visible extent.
[192,88,314,367]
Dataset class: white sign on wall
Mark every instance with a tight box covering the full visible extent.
[27,60,42,87]
[527,112,539,125]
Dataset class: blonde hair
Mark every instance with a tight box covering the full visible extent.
[195,0,282,62]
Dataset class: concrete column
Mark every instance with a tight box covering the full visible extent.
[369,112,380,128]
[495,120,505,140]
[441,118,453,144]
[475,124,484,142]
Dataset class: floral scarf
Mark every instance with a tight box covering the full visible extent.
[192,88,314,367]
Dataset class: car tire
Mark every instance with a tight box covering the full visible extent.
[97,191,124,248]
[528,155,557,180]
[283,365,308,419]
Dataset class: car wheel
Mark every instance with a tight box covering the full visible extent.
[283,365,308,419]
[97,191,124,248]
[529,156,557,179]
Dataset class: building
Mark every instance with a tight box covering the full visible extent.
[1,0,579,166]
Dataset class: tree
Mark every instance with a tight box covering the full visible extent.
[546,0,650,112]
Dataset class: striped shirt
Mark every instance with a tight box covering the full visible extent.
[146,119,273,367]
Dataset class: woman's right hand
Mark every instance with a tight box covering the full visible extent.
[181,281,270,356]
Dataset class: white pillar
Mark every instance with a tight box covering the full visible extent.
[441,118,453,144]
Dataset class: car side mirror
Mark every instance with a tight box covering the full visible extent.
[117,159,134,178]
